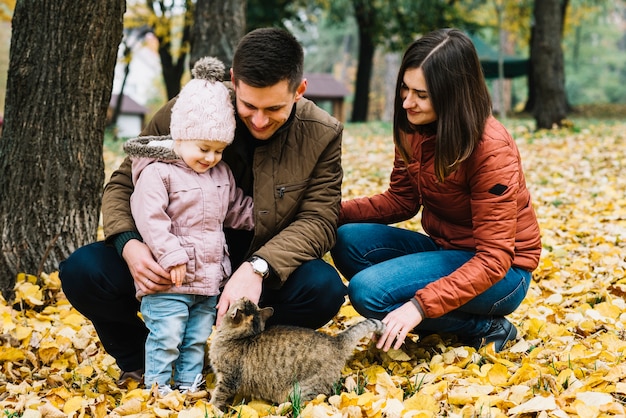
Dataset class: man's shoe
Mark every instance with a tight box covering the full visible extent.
[117,368,144,388]
[471,317,517,353]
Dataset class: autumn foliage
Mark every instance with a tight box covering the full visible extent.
[1,119,626,417]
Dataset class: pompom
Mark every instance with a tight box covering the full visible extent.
[191,56,226,82]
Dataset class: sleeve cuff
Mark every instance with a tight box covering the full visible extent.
[111,231,143,258]
[410,297,425,317]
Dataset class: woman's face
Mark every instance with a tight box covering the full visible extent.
[400,67,437,126]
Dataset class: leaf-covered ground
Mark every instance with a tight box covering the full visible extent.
[1,118,626,417]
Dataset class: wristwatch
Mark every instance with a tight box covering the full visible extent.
[248,256,270,279]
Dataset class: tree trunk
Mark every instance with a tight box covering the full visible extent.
[531,0,568,129]
[351,28,375,122]
[0,0,125,299]
[190,0,246,73]
[159,43,187,100]
[351,0,376,123]
[526,0,570,119]
[148,0,193,100]
[524,23,536,113]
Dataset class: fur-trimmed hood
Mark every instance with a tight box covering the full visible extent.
[124,135,184,185]
[123,135,180,160]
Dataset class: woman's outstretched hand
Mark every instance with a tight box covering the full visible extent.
[377,300,423,351]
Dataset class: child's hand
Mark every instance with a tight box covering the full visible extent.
[170,264,186,287]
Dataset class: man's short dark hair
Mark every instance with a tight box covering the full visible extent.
[232,28,304,93]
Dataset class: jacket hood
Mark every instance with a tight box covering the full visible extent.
[124,135,183,184]
[123,135,181,160]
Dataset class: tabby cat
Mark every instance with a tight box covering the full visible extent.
[208,297,384,410]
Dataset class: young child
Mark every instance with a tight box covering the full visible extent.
[123,57,254,396]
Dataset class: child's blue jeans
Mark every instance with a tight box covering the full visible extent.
[141,293,217,388]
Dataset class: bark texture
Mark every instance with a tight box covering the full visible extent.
[0,0,125,298]
[531,0,569,129]
[190,0,246,72]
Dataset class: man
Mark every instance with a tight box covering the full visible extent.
[59,28,347,386]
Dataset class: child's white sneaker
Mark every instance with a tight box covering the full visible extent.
[157,384,174,397]
[178,373,205,393]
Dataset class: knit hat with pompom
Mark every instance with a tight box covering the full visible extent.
[170,57,235,144]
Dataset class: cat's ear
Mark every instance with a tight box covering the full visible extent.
[231,307,244,324]
[259,307,274,323]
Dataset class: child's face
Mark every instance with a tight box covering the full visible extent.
[175,140,227,173]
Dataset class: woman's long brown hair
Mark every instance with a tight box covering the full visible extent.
[393,28,492,182]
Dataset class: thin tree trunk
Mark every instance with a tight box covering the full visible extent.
[351,0,376,123]
[159,44,187,100]
[524,24,536,113]
[0,0,124,299]
[148,0,192,100]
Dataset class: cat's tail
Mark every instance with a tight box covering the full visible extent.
[337,318,385,351]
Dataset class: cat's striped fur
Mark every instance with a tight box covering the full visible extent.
[208,297,384,410]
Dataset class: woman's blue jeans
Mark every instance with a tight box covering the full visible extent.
[331,223,531,339]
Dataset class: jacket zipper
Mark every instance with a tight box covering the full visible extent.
[276,180,310,198]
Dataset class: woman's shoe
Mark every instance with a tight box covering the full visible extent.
[471,317,517,352]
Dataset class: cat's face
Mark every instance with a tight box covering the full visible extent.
[220,298,274,336]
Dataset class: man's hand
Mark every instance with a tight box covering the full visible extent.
[122,239,172,294]
[377,300,423,352]
[216,261,263,327]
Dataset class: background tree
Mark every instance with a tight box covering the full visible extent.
[525,0,612,117]
[149,0,193,99]
[560,0,621,104]
[247,0,300,30]
[110,26,152,134]
[325,0,464,122]
[349,0,378,123]
[125,0,297,104]
[0,0,15,116]
[0,0,125,298]
[190,0,246,72]
[126,0,193,100]
[531,0,569,128]
[453,1,532,116]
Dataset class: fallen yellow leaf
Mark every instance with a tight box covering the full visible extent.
[0,346,25,362]
[403,392,439,414]
[62,396,85,415]
[508,395,557,414]
[14,281,44,307]
[229,404,259,418]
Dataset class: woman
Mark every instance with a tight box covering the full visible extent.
[332,28,541,353]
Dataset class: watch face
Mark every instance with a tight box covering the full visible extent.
[251,257,269,276]
[255,258,268,272]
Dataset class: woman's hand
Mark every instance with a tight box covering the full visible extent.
[377,300,423,351]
